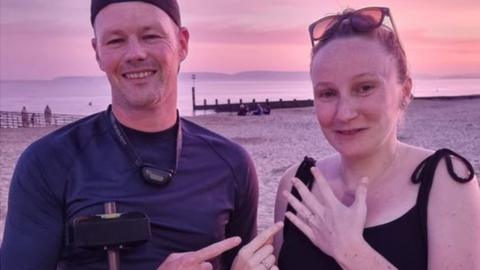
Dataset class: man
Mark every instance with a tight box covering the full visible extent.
[0,1,258,269]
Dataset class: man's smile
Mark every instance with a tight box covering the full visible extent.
[122,70,157,80]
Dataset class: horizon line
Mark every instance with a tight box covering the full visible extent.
[2,70,480,82]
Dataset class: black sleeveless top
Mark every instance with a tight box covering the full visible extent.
[278,149,475,270]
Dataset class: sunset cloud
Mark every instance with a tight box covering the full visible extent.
[1,0,479,79]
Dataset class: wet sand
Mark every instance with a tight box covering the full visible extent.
[1,97,479,241]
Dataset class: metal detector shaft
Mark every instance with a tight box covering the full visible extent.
[104,202,120,270]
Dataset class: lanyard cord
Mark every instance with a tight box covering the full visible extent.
[108,107,183,174]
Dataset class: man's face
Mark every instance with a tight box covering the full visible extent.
[92,2,188,111]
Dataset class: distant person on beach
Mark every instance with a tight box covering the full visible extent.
[44,105,52,126]
[274,7,480,269]
[20,106,28,127]
[29,113,35,127]
[1,1,280,269]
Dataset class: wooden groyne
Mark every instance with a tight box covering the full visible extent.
[192,94,480,113]
[190,84,314,113]
[0,111,84,128]
[414,94,480,100]
[193,98,314,113]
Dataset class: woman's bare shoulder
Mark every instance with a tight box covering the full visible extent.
[403,144,434,161]
[396,144,436,174]
[426,147,480,268]
[404,144,474,181]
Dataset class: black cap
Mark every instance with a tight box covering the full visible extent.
[91,0,181,26]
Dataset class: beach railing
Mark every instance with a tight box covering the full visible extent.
[0,111,84,129]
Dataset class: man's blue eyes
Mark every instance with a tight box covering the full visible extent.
[107,38,123,45]
[320,90,336,97]
[106,35,161,45]
[144,35,160,40]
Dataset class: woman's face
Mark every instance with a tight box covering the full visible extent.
[311,36,409,158]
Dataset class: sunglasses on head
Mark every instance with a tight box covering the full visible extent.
[308,7,401,47]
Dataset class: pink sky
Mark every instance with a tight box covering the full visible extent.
[1,0,479,80]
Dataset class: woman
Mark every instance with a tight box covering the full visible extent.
[273,7,480,269]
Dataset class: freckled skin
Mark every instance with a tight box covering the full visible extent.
[311,37,406,160]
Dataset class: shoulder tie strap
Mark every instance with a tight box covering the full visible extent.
[410,148,475,262]
[412,148,474,184]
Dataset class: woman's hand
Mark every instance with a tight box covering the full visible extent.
[283,167,369,259]
[231,222,284,270]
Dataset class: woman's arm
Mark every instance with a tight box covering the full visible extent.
[428,156,480,269]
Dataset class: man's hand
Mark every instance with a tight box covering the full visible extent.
[157,237,242,270]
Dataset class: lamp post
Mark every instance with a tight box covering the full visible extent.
[191,74,196,113]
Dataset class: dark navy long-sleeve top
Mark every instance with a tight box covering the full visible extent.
[1,108,258,270]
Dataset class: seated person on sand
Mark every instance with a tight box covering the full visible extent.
[263,104,271,115]
[271,6,480,270]
[238,103,248,116]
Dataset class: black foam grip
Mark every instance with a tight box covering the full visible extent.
[67,212,151,249]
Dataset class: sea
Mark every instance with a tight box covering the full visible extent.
[1,75,479,116]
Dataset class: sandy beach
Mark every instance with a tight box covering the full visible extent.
[1,97,479,242]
